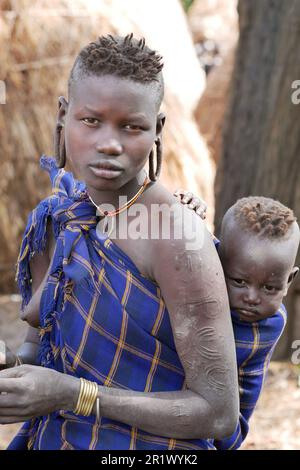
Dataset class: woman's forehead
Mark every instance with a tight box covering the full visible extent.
[69,74,159,114]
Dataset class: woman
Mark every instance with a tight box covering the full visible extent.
[1,34,238,450]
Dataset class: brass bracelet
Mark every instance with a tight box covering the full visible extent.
[74,378,86,415]
[74,378,98,417]
[81,380,92,416]
[82,380,98,416]
[85,382,98,416]
[96,396,100,425]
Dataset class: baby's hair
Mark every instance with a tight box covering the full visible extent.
[68,33,164,106]
[232,196,296,238]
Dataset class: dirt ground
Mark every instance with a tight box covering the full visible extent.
[241,361,300,450]
[0,295,28,450]
[0,295,299,450]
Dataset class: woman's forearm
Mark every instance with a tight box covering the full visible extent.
[95,386,232,439]
[64,375,233,440]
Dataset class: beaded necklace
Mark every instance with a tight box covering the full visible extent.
[88,172,150,237]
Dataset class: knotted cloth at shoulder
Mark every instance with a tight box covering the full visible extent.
[15,155,95,310]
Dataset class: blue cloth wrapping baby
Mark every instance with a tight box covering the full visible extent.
[213,307,286,449]
[8,156,215,450]
[213,240,287,449]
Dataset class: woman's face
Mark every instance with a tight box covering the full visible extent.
[61,74,162,193]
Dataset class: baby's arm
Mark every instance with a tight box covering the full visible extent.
[214,308,286,449]
[174,189,207,218]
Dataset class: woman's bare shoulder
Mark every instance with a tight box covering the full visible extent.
[144,182,202,237]
[142,181,182,209]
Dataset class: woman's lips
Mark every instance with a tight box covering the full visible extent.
[89,166,123,179]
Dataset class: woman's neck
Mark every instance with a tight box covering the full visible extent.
[87,169,148,210]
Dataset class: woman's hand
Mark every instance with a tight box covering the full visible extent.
[174,188,207,219]
[0,365,80,424]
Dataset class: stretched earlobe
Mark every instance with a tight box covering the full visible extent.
[57,96,68,126]
[156,112,166,136]
[58,96,68,109]
[54,123,66,168]
[148,137,162,182]
[288,267,299,284]
[54,96,68,168]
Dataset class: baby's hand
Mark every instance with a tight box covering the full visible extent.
[0,340,17,370]
[174,189,207,219]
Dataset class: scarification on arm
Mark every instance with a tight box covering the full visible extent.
[174,252,203,273]
[174,307,229,390]
[168,226,234,397]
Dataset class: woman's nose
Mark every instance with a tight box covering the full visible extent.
[96,133,122,156]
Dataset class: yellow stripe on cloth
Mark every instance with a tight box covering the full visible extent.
[104,310,129,387]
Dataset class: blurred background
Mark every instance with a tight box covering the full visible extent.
[0,0,299,450]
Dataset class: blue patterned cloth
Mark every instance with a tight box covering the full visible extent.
[7,156,286,450]
[8,156,215,450]
[214,306,286,449]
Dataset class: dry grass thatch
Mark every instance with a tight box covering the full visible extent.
[0,0,214,293]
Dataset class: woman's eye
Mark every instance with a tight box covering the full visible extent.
[124,124,142,131]
[81,118,99,125]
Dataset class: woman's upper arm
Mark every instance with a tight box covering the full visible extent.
[29,219,54,293]
[29,217,58,293]
[151,208,239,424]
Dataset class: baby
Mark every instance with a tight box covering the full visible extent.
[177,191,300,449]
[217,196,299,323]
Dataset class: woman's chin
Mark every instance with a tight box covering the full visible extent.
[85,179,123,197]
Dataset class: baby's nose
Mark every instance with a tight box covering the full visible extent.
[243,288,261,306]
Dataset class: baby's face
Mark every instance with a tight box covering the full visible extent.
[219,229,298,322]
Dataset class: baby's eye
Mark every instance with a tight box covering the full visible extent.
[263,285,278,293]
[231,278,247,287]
